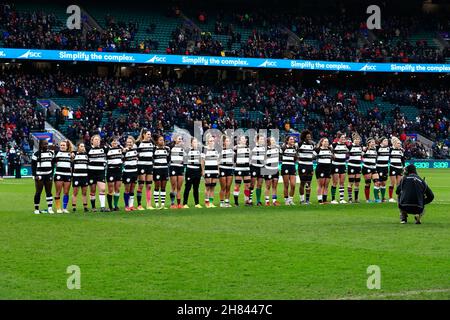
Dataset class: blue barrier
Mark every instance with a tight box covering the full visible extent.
[1,48,450,73]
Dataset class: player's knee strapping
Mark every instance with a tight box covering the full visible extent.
[348,177,355,183]
[365,179,371,185]
[243,179,251,184]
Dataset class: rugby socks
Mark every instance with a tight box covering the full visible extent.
[389,186,394,199]
[55,197,61,210]
[380,186,386,200]
[244,189,250,202]
[124,192,129,208]
[129,193,134,208]
[137,192,142,206]
[90,193,96,209]
[272,194,277,204]
[160,190,166,207]
[323,194,328,202]
[114,193,120,208]
[170,192,176,205]
[107,194,113,210]
[305,185,311,202]
[256,188,261,203]
[225,199,230,206]
[265,195,270,205]
[249,187,254,203]
[364,185,370,200]
[348,186,353,202]
[354,189,359,202]
[46,194,53,208]
[146,188,152,207]
[339,186,345,201]
[34,193,40,210]
[374,186,380,201]
[63,194,69,210]
[99,193,106,208]
[153,190,159,207]
[233,187,240,205]
[318,194,323,203]
[331,186,337,201]
[177,196,181,205]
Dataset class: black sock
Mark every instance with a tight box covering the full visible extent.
[137,192,142,206]
[323,194,328,202]
[331,186,337,201]
[355,189,359,201]
[107,194,113,209]
[234,195,239,205]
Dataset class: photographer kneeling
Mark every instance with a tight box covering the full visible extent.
[396,164,434,224]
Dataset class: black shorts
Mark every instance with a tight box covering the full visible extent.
[362,166,376,176]
[106,169,122,183]
[331,165,346,175]
[219,168,234,177]
[281,165,296,176]
[347,166,361,175]
[298,164,314,176]
[390,167,403,176]
[54,174,71,182]
[137,165,153,176]
[153,168,169,181]
[250,166,264,179]
[377,167,389,181]
[169,166,184,177]
[264,171,279,180]
[315,165,331,179]
[234,168,250,177]
[88,171,106,185]
[185,168,201,179]
[35,174,53,182]
[204,172,219,179]
[72,177,88,187]
[399,205,424,215]
[122,172,138,184]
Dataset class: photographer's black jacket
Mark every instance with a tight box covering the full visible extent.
[396,174,434,209]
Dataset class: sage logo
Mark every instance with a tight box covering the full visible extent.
[18,50,42,59]
[66,5,81,30]
[146,55,167,63]
[366,5,381,30]
[359,63,376,71]
[258,60,277,68]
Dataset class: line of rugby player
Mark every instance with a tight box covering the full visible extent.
[31,129,405,214]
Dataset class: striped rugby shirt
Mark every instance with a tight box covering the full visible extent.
[390,148,405,169]
[376,146,390,168]
[32,150,55,176]
[136,140,154,167]
[235,145,251,171]
[265,145,281,173]
[297,142,315,166]
[186,148,202,171]
[72,152,89,177]
[87,146,106,172]
[280,144,297,166]
[362,147,377,169]
[170,144,185,167]
[250,144,266,168]
[202,147,219,175]
[106,147,123,171]
[220,147,234,170]
[54,151,72,177]
[123,147,138,173]
[153,146,170,169]
[347,144,362,168]
[315,147,333,165]
[331,142,349,166]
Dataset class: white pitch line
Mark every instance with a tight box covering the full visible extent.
[337,288,450,300]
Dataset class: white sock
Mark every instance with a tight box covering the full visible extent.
[99,194,106,208]
[300,194,305,202]
[318,195,323,201]
[129,195,134,207]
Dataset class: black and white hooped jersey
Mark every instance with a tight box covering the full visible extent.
[297,142,315,166]
[186,148,202,171]
[220,148,234,170]
[250,144,266,168]
[136,140,154,167]
[281,144,297,166]
[123,147,138,173]
[106,147,123,171]
[376,146,390,168]
[315,148,333,166]
[202,147,220,175]
[331,143,349,166]
[72,152,89,177]
[170,144,185,167]
[347,144,362,168]
[265,145,281,172]
[54,151,72,177]
[153,146,170,169]
[390,148,405,169]
[32,150,55,176]
[235,145,251,171]
[362,147,377,169]
[87,146,106,172]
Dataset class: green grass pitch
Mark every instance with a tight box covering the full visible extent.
[0,169,449,300]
